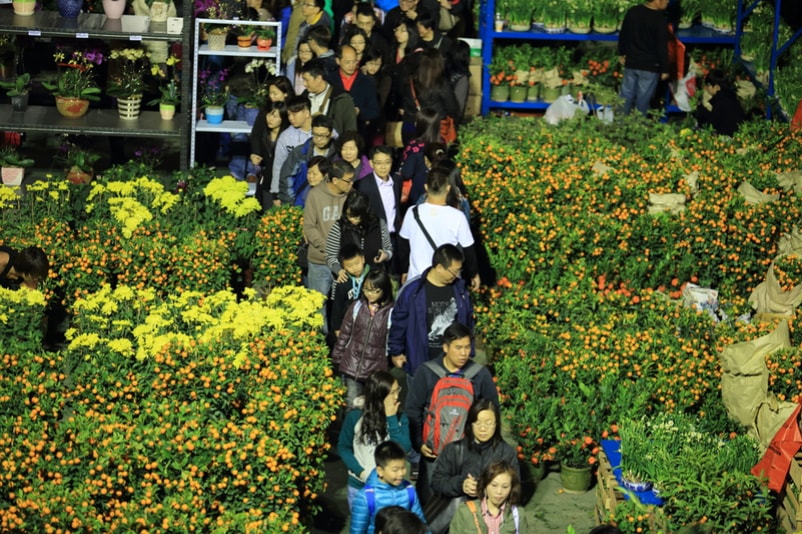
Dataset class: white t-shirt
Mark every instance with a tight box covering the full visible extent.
[399,202,474,279]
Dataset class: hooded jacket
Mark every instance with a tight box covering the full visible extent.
[349,468,426,534]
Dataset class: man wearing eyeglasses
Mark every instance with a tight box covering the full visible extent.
[388,243,474,378]
[303,160,356,333]
[278,114,338,205]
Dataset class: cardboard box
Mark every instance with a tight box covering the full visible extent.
[468,64,482,96]
[464,95,481,118]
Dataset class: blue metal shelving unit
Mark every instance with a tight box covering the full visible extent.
[478,0,739,116]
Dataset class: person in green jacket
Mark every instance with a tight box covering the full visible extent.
[449,461,531,534]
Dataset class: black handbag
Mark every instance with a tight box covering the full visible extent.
[295,241,308,269]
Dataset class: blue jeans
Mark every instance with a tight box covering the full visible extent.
[619,68,660,116]
[342,376,365,409]
[307,260,332,334]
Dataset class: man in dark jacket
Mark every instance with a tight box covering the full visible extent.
[327,44,380,144]
[617,0,670,115]
[301,58,358,136]
[694,69,747,136]
[404,321,497,502]
[388,244,474,377]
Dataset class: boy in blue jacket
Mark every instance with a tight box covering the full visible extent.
[350,441,427,534]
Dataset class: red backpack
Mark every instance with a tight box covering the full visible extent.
[422,361,482,455]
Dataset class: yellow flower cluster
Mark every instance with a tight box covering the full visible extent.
[0,186,19,209]
[26,180,71,203]
[85,177,179,236]
[0,286,46,308]
[67,284,324,365]
[203,176,261,217]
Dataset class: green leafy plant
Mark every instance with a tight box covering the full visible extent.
[148,53,181,106]
[42,47,105,101]
[0,72,31,96]
[255,26,276,40]
[56,139,101,173]
[0,145,34,167]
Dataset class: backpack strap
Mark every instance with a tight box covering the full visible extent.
[412,206,438,251]
[364,484,376,517]
[465,500,482,533]
[462,362,482,380]
[423,359,448,379]
[402,480,416,509]
[512,505,519,533]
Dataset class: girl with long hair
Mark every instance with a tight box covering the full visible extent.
[250,100,290,209]
[325,190,392,280]
[337,368,411,508]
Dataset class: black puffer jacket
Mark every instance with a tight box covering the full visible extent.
[331,298,394,381]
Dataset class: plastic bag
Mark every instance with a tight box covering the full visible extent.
[670,60,699,112]
[544,94,590,125]
[594,105,614,123]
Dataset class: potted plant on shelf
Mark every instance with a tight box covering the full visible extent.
[107,47,150,120]
[195,0,234,49]
[565,0,592,33]
[505,0,532,31]
[591,0,625,33]
[540,0,566,33]
[0,146,34,187]
[42,47,105,119]
[488,46,514,102]
[509,44,531,102]
[199,66,231,125]
[56,138,101,184]
[0,72,32,112]
[255,27,276,50]
[148,53,181,120]
[238,58,277,124]
[232,25,256,48]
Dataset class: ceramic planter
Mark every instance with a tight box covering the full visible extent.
[560,463,592,493]
[207,31,227,51]
[159,103,176,120]
[66,166,93,185]
[490,84,510,102]
[11,94,29,112]
[57,0,83,18]
[237,35,254,48]
[102,0,126,18]
[117,94,143,120]
[12,0,36,16]
[1,167,25,187]
[55,96,90,118]
[205,106,224,124]
[256,37,273,51]
[510,85,527,103]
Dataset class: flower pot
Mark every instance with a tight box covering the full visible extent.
[1,167,25,187]
[508,23,531,32]
[237,35,254,48]
[11,94,29,112]
[527,84,539,101]
[530,460,547,481]
[66,166,93,185]
[541,86,561,103]
[55,96,90,118]
[256,37,273,51]
[159,103,176,120]
[117,94,143,120]
[620,476,653,493]
[678,18,693,30]
[510,85,527,103]
[205,106,224,125]
[243,105,260,126]
[57,0,83,17]
[593,23,618,34]
[490,84,510,102]
[12,0,36,16]
[149,0,169,21]
[207,31,227,51]
[560,463,592,493]
[102,0,126,18]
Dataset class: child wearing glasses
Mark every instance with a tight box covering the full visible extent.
[332,268,395,408]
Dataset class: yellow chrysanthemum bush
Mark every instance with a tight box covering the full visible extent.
[0,284,337,532]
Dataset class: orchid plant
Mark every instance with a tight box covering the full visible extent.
[42,48,105,101]
[199,66,231,108]
[107,47,150,98]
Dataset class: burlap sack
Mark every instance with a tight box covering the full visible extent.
[775,170,802,194]
[721,320,790,428]
[648,193,686,215]
[748,262,802,316]
[737,181,780,205]
[778,226,802,256]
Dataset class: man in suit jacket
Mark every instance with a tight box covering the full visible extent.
[356,145,402,274]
